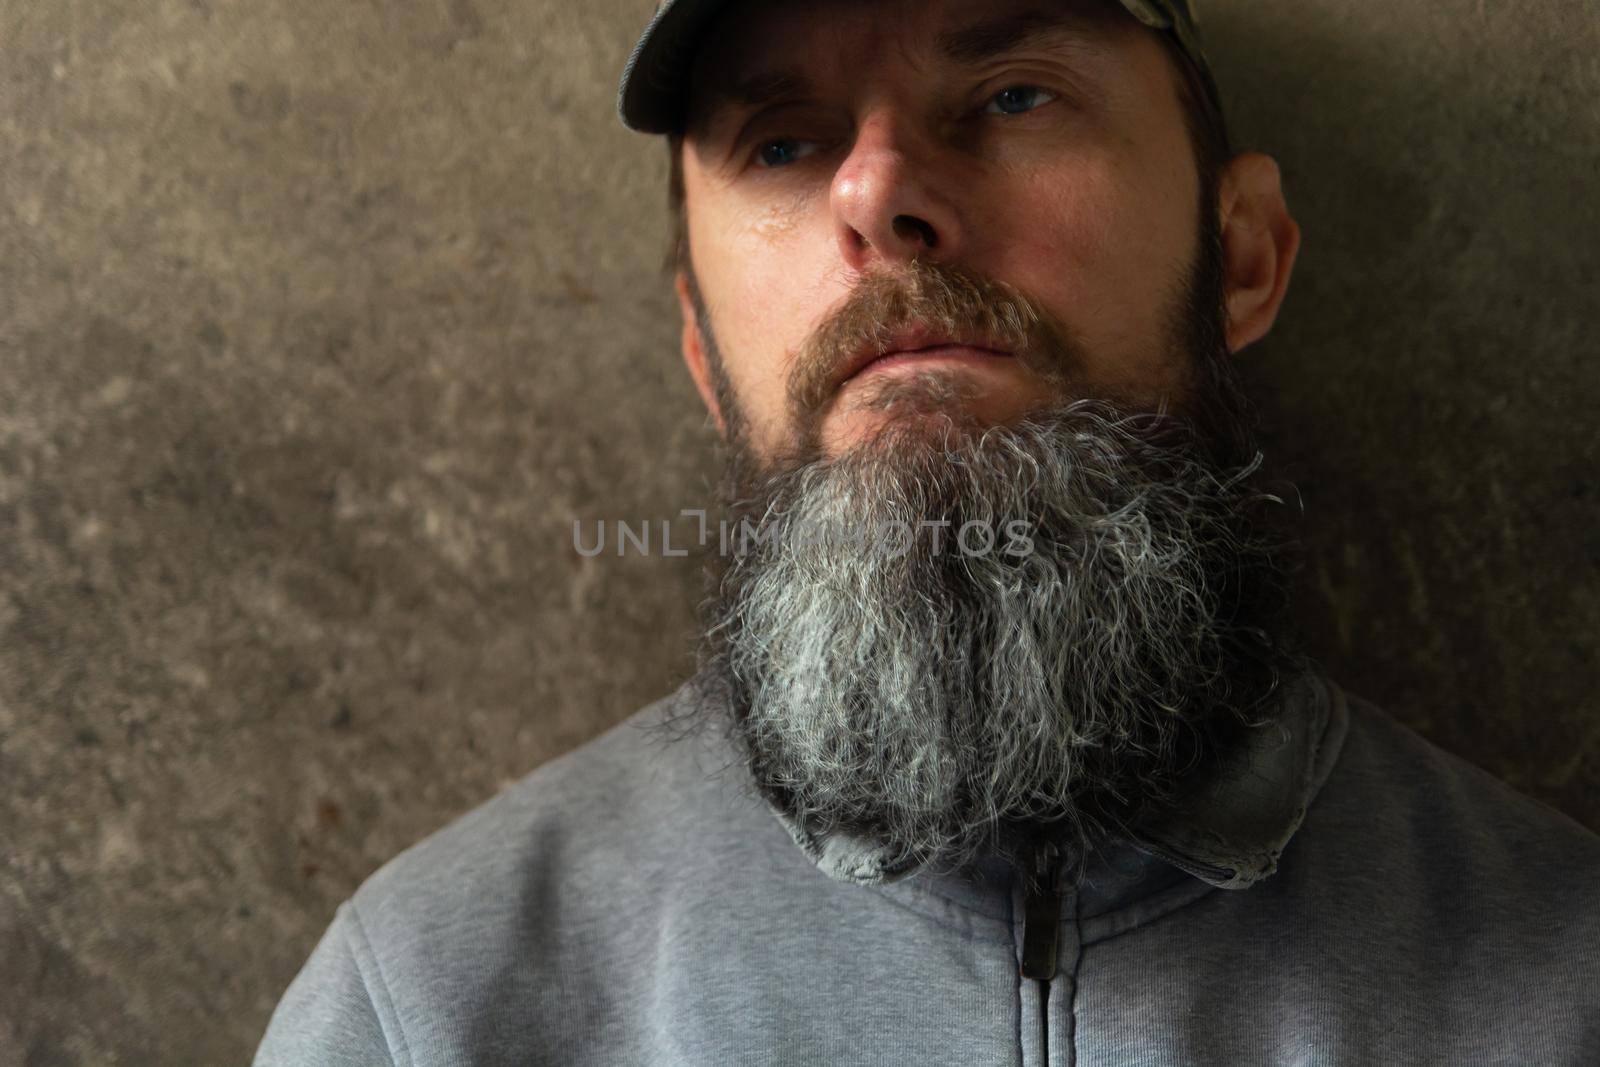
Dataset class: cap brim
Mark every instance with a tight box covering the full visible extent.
[618,0,736,134]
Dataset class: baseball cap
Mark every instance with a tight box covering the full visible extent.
[618,0,1219,135]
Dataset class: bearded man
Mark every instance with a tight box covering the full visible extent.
[254,1,1600,1064]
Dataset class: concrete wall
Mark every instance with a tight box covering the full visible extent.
[2,0,1595,1062]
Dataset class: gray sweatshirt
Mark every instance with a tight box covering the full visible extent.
[253,670,1600,1065]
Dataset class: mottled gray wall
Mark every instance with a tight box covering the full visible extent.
[1,0,1594,1062]
[1208,2,1600,826]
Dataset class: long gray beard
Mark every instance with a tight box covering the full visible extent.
[696,400,1303,876]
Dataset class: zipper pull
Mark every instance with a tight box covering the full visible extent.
[1020,841,1063,981]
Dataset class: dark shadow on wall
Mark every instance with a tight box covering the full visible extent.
[1203,2,1600,828]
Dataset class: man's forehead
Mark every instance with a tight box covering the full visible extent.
[687,0,1126,122]
[695,0,1120,78]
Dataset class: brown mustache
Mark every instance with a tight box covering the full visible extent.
[785,261,1083,423]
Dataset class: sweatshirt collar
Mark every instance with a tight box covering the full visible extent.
[769,669,1349,893]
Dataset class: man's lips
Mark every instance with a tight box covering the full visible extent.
[835,329,1014,389]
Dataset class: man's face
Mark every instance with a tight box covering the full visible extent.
[672,0,1303,870]
[679,0,1208,461]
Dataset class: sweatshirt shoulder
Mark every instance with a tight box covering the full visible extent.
[345,685,747,937]
[1313,683,1600,913]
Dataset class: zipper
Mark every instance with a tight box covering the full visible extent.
[1020,840,1063,1065]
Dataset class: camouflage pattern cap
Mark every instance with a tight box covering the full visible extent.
[618,0,1219,134]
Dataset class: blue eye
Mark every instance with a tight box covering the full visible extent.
[756,138,817,167]
[985,85,1057,116]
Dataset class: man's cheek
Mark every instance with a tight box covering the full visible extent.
[722,336,801,444]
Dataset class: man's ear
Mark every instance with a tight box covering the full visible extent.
[674,270,727,437]
[1217,152,1302,354]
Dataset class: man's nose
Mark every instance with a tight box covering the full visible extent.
[830,112,964,271]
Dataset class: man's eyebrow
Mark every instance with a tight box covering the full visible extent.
[936,9,1102,65]
[700,69,814,117]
